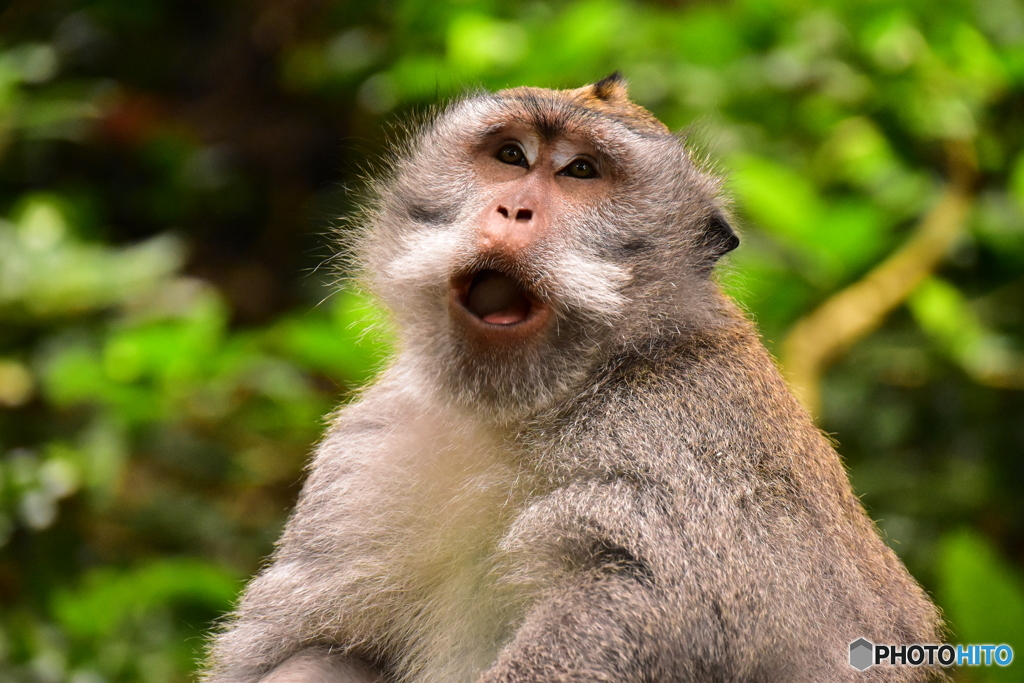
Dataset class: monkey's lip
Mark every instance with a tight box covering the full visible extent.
[451,269,549,334]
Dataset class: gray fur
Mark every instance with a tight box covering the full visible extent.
[205,82,943,682]
[258,651,384,683]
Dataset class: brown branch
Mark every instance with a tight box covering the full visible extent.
[780,140,978,417]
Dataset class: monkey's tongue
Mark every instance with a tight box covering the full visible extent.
[466,270,532,325]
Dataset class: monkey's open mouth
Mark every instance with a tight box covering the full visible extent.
[452,269,548,333]
[465,270,532,324]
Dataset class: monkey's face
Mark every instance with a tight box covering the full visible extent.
[364,77,736,422]
[447,124,616,343]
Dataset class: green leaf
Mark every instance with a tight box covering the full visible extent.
[937,530,1024,681]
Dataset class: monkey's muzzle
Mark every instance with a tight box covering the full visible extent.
[451,268,549,336]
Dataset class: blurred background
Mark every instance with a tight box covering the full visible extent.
[0,0,1022,681]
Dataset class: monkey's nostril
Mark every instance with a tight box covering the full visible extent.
[515,209,533,221]
[497,206,510,218]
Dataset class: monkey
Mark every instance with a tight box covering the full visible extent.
[204,74,944,682]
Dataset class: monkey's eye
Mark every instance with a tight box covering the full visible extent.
[496,143,528,167]
[560,158,599,179]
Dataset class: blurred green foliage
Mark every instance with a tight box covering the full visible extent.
[0,0,1022,681]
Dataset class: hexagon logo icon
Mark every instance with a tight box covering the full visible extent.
[849,638,874,671]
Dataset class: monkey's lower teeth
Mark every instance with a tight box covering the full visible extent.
[466,270,531,325]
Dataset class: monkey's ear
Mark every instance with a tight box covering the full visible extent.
[590,72,629,103]
[700,211,740,266]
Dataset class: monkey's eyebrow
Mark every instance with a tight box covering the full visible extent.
[576,135,616,161]
[474,123,512,143]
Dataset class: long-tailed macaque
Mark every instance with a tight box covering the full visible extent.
[205,74,943,682]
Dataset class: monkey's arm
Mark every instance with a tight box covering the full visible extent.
[479,571,663,683]
[205,555,390,683]
[478,480,702,683]
[206,386,415,683]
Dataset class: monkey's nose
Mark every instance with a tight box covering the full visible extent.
[480,201,546,253]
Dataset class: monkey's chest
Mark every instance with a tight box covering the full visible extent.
[350,443,529,682]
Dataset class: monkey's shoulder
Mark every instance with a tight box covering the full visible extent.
[549,325,810,452]
[522,324,854,522]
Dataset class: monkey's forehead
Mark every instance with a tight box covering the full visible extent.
[445,85,673,145]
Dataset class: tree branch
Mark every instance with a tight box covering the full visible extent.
[780,140,978,417]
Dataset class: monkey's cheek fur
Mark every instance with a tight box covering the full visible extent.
[449,268,551,344]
